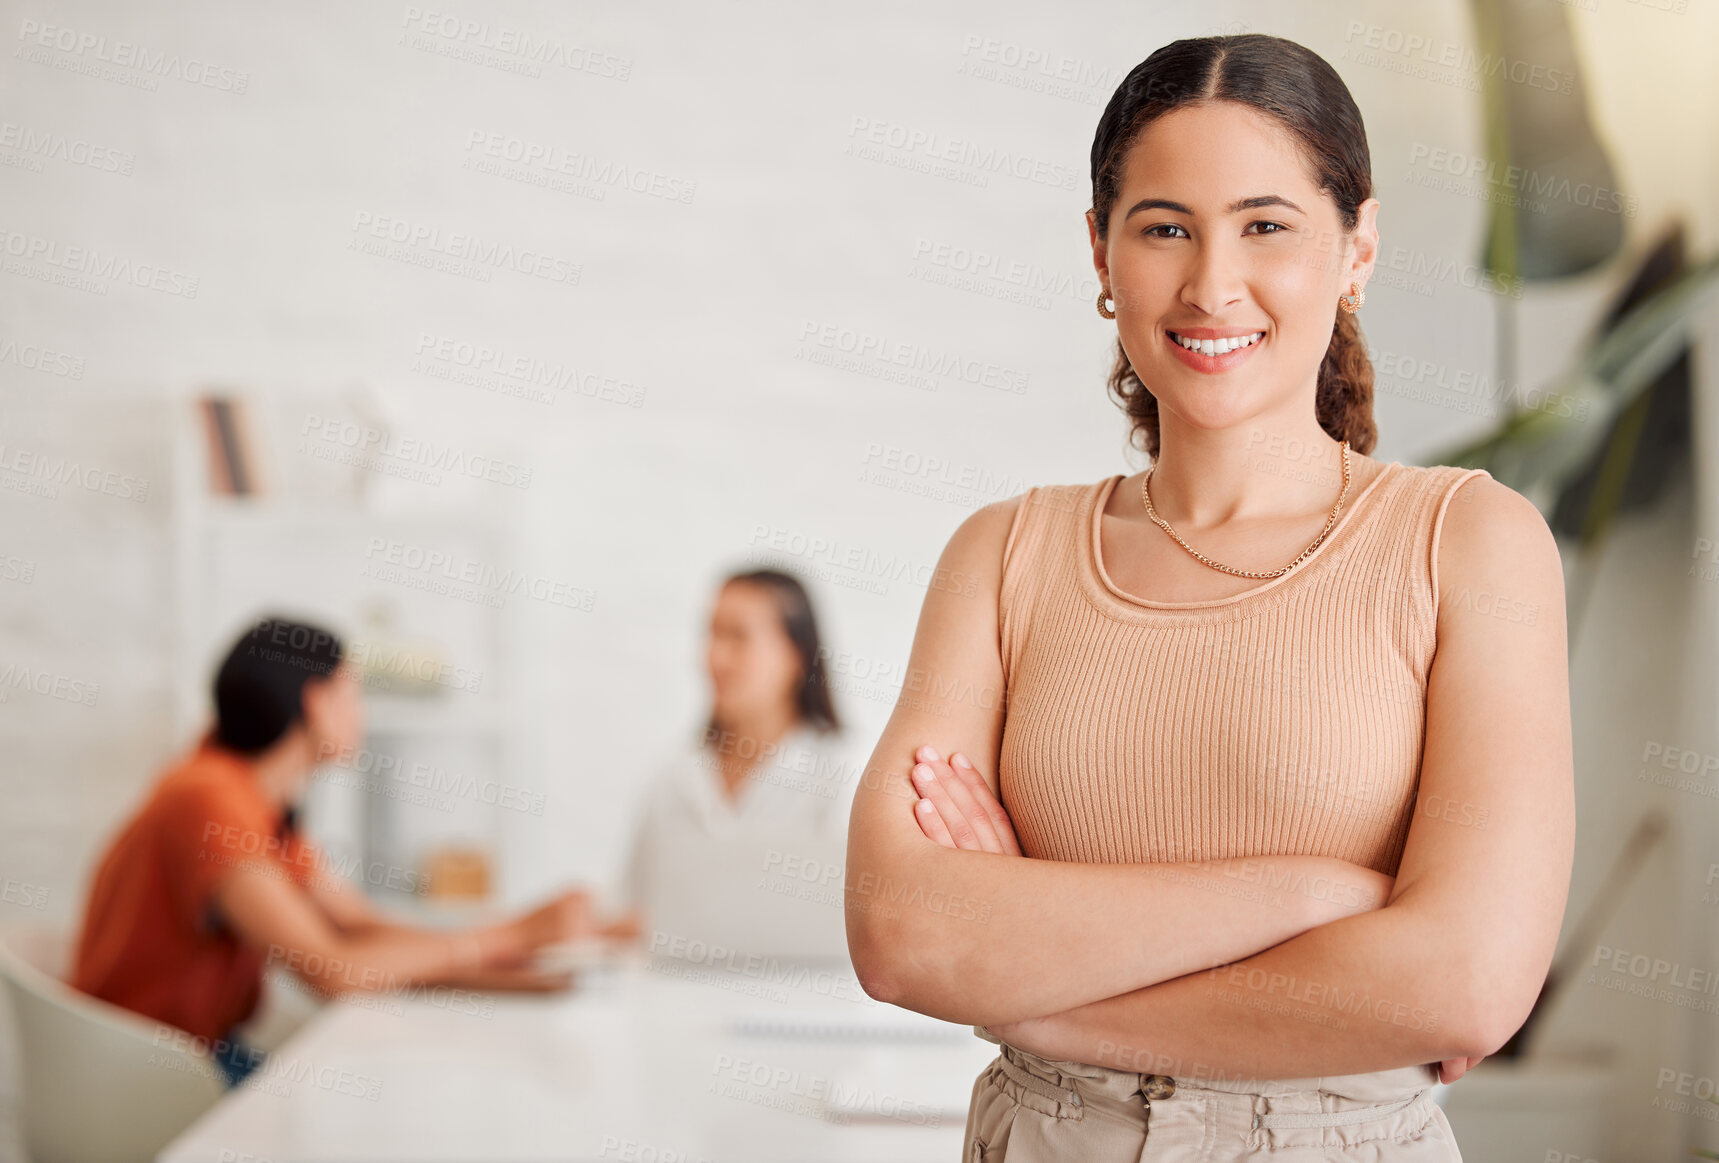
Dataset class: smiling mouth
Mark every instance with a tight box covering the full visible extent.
[1165,330,1266,356]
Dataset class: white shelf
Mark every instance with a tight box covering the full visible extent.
[169,390,532,908]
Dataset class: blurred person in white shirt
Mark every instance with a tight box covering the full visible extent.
[611,568,859,960]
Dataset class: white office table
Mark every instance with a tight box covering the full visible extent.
[158,951,999,1162]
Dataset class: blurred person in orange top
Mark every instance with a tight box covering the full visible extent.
[70,614,623,1086]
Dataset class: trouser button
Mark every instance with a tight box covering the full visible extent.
[1142,1075,1177,1101]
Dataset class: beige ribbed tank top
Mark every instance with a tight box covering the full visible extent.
[996,461,1492,877]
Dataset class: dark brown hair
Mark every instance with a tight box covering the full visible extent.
[1091,34,1378,460]
[213,615,343,755]
[703,568,840,744]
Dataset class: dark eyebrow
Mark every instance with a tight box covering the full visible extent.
[1123,194,1305,219]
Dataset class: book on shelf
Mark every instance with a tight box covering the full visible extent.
[196,394,268,496]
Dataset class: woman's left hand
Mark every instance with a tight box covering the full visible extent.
[908,745,1022,856]
[983,1013,1067,1060]
[1437,1055,1486,1084]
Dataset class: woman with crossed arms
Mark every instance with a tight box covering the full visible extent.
[845,33,1572,1162]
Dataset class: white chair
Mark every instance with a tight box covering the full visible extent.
[0,925,226,1163]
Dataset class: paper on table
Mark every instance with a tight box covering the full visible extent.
[723,1008,988,1124]
[529,938,638,974]
[816,1045,988,1125]
[728,1008,974,1043]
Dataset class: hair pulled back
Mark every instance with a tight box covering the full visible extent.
[1091,34,1378,459]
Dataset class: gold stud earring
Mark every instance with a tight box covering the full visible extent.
[1097,287,1116,319]
[1338,281,1365,313]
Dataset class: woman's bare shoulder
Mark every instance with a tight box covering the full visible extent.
[1433,471,1565,626]
[942,480,1098,570]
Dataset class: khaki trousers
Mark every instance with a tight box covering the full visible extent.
[962,1030,1463,1161]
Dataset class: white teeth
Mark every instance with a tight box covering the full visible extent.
[1171,331,1264,355]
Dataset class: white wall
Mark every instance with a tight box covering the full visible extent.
[2,1,1715,1159]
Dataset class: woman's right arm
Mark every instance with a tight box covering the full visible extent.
[214,862,588,998]
[844,496,1390,1029]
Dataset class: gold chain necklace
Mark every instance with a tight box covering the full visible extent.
[1139,441,1352,580]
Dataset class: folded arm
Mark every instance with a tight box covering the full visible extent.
[985,476,1576,1077]
[845,497,1394,1026]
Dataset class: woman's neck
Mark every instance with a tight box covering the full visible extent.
[711,707,799,796]
[246,732,314,810]
[1148,422,1354,531]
